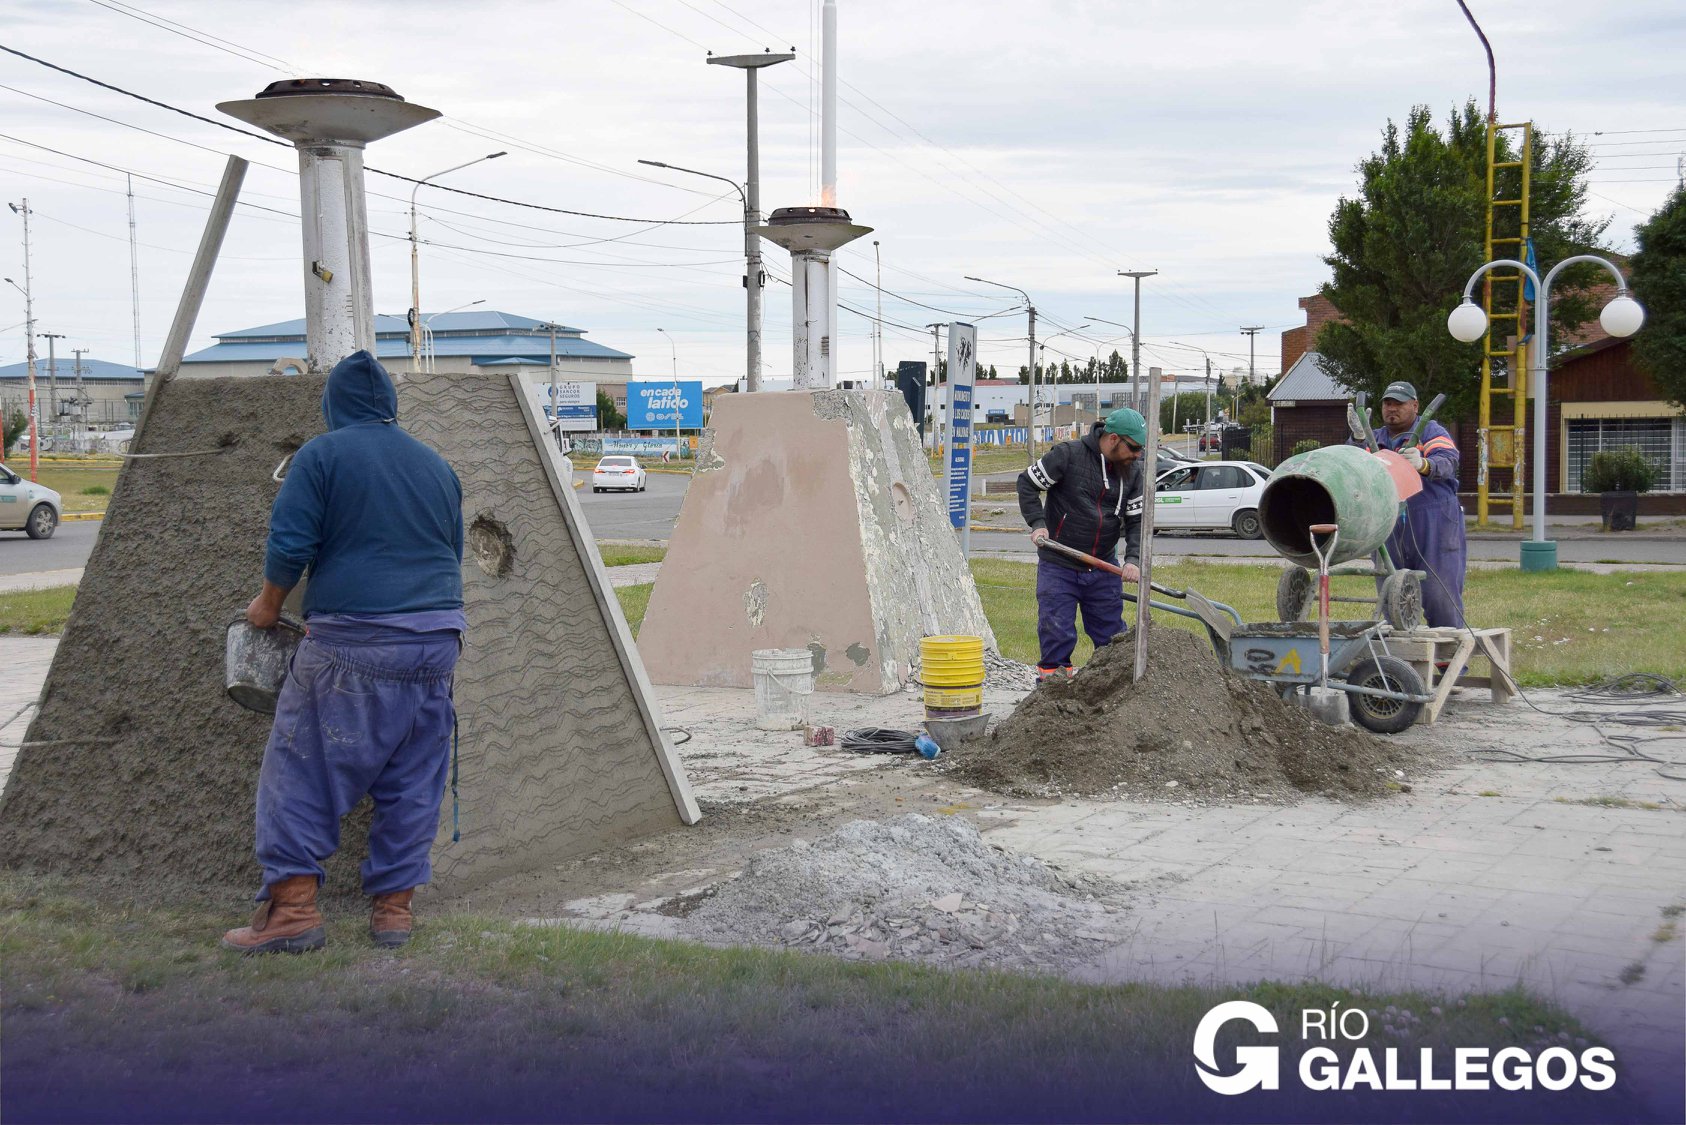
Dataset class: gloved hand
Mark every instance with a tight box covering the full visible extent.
[1400,445,1427,473]
[1346,403,1368,444]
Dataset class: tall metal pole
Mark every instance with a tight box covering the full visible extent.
[1027,304,1038,461]
[708,52,794,392]
[745,65,763,391]
[873,240,883,390]
[6,198,38,480]
[38,332,62,427]
[127,174,143,373]
[1119,269,1155,410]
[658,328,680,456]
[409,152,505,373]
[70,348,87,432]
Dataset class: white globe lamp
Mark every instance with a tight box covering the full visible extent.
[1599,295,1645,339]
[1447,300,1488,344]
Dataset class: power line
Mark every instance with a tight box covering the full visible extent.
[0,44,739,225]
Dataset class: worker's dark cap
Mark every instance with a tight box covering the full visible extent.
[1381,380,1418,403]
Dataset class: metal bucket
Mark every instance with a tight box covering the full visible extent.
[751,647,814,731]
[225,618,304,714]
[1259,445,1401,568]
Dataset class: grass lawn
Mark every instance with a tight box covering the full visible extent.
[0,875,1625,1122]
[927,444,1038,477]
[0,586,78,635]
[597,544,667,568]
[972,558,1686,687]
[12,463,121,513]
[18,562,1685,688]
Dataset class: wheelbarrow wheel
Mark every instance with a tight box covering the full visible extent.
[1379,570,1424,631]
[1345,655,1425,734]
[1276,565,1313,622]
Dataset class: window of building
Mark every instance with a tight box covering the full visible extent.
[1566,417,1683,492]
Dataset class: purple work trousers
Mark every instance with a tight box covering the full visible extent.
[1382,492,1468,629]
[253,615,461,900]
[1036,559,1126,669]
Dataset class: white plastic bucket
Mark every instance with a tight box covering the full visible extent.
[751,648,814,731]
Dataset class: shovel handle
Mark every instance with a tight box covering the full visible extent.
[1037,538,1176,590]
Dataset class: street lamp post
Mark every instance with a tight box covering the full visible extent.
[1039,323,1092,432]
[656,327,683,462]
[708,52,794,393]
[1118,269,1155,410]
[420,299,485,374]
[3,271,36,481]
[1448,254,1644,570]
[1085,315,1137,422]
[409,152,505,371]
[965,276,1037,464]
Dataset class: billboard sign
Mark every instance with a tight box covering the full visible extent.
[626,380,704,430]
[944,323,977,553]
[533,381,597,432]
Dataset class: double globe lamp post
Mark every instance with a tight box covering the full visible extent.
[1446,255,1644,571]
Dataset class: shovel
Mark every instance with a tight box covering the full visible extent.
[1036,537,1240,657]
[1304,523,1350,726]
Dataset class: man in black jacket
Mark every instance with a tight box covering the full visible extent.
[1017,408,1147,679]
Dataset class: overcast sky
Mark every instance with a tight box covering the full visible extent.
[2,0,1681,387]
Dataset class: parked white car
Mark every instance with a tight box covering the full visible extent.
[1154,460,1270,539]
[591,455,647,493]
[0,463,62,539]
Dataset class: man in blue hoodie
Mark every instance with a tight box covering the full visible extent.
[222,351,465,955]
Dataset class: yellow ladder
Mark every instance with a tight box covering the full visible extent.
[1477,120,1532,530]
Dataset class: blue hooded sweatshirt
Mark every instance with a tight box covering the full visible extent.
[264,351,464,617]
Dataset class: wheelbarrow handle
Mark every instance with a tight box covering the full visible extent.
[1403,393,1448,448]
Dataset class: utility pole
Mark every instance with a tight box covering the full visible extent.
[874,240,883,389]
[1118,269,1156,411]
[709,51,795,392]
[6,198,39,480]
[1240,326,1265,390]
[38,332,63,426]
[1205,355,1213,430]
[71,348,88,433]
[127,174,142,373]
[926,322,943,443]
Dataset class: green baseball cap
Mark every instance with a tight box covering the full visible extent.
[1103,407,1147,446]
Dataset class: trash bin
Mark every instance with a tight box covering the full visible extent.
[1219,424,1252,460]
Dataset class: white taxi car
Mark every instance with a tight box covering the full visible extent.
[591,455,647,493]
[1154,460,1270,539]
[0,463,62,539]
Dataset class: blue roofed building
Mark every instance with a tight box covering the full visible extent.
[178,311,636,386]
[0,356,147,427]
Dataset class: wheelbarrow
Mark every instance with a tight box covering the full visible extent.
[1036,538,1429,733]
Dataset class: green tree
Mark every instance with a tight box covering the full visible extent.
[595,390,624,431]
[2,410,26,456]
[1630,184,1686,409]
[1317,100,1607,420]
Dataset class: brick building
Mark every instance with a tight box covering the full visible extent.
[1280,293,1346,373]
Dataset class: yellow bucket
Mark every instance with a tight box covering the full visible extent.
[921,634,985,687]
[924,683,984,711]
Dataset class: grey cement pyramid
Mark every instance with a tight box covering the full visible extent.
[0,370,696,899]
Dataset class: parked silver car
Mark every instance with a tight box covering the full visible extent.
[0,463,62,539]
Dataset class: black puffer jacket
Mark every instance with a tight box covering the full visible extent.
[1016,422,1144,571]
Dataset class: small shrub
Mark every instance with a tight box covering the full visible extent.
[1583,447,1657,494]
[79,485,110,496]
[1291,438,1321,457]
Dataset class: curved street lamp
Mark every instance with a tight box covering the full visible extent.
[1448,254,1644,570]
[964,275,1037,464]
[409,152,505,369]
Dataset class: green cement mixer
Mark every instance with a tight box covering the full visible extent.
[1258,443,1425,630]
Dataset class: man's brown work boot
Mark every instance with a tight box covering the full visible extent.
[369,889,416,948]
[220,875,326,955]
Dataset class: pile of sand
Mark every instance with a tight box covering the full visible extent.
[681,814,1123,970]
[943,626,1432,803]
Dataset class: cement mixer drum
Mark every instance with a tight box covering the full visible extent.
[1259,444,1401,569]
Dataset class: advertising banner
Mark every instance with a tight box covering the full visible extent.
[533,381,597,432]
[626,380,704,430]
[943,324,977,553]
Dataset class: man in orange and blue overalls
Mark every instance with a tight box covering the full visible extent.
[1373,381,1467,628]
